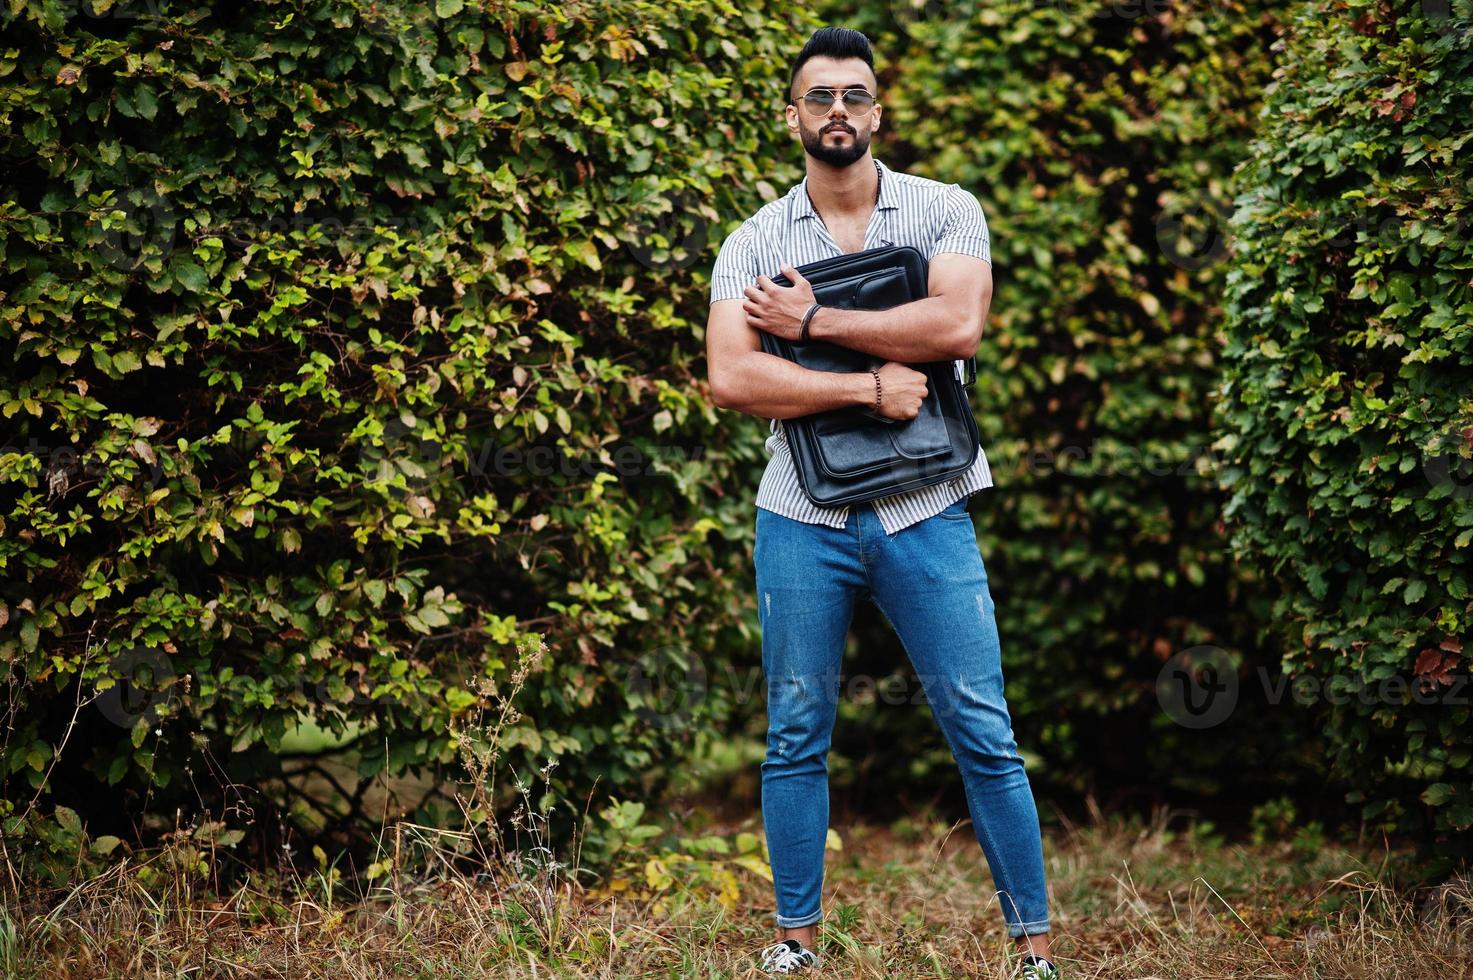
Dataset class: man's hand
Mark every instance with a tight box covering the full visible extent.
[874,361,929,421]
[742,263,817,339]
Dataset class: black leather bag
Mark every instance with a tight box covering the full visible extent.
[757,245,980,507]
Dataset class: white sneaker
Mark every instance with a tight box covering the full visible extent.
[757,937,820,974]
[1016,953,1060,979]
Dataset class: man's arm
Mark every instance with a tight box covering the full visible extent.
[706,298,876,419]
[742,186,995,363]
[806,252,992,361]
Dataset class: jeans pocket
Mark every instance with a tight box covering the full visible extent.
[936,497,972,521]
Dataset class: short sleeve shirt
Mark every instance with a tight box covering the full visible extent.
[708,157,994,536]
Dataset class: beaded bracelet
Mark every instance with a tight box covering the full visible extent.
[870,368,883,415]
[799,303,821,343]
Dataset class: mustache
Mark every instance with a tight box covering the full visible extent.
[822,123,855,134]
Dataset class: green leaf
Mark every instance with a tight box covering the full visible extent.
[566,239,601,271]
[132,83,158,121]
[172,260,208,293]
[54,806,82,834]
[90,835,123,856]
[1422,783,1454,807]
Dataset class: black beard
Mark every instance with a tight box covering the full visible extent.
[801,123,871,167]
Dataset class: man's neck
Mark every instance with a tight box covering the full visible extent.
[804,154,878,219]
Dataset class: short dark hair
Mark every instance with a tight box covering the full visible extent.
[788,27,876,100]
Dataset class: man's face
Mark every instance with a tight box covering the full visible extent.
[787,55,881,168]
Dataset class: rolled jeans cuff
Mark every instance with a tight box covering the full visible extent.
[1007,917,1051,938]
[774,906,823,929]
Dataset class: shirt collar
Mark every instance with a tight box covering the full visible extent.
[794,157,899,223]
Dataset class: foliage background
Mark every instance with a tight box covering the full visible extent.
[811,0,1335,828]
[1214,0,1473,849]
[0,0,797,876]
[1,0,1469,883]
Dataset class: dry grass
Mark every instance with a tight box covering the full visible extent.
[4,796,1470,979]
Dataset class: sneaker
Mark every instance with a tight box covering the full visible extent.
[757,937,820,974]
[1016,952,1059,979]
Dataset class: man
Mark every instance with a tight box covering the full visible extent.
[704,26,1059,980]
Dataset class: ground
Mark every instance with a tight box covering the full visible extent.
[7,801,1470,978]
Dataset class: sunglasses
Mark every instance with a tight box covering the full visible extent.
[796,87,878,114]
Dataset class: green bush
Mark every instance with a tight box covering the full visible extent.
[813,0,1325,811]
[1216,0,1473,858]
[0,0,806,873]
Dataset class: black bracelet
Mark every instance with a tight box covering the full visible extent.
[799,303,821,342]
[870,368,882,414]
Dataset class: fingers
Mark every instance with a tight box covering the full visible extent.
[742,284,764,320]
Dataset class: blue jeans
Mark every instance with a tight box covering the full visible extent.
[753,497,1050,938]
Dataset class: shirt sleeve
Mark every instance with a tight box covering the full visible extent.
[708,221,759,305]
[932,186,992,265]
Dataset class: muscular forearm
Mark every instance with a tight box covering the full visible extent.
[808,297,976,362]
[710,350,876,420]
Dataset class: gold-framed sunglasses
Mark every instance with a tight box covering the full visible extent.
[796,87,878,114]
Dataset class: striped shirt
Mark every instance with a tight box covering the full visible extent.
[707,157,995,536]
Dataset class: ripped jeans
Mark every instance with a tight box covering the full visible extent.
[753,497,1050,938]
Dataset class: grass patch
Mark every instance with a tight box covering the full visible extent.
[4,798,1468,977]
